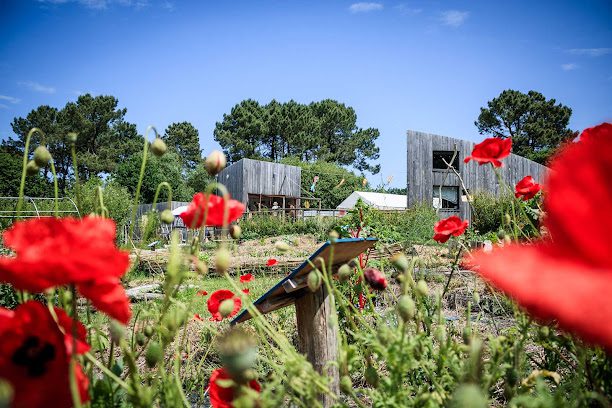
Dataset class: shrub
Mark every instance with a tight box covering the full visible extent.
[240,215,336,241]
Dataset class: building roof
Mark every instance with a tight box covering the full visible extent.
[336,191,407,210]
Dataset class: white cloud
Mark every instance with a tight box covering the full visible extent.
[38,0,150,10]
[561,63,578,71]
[440,10,469,27]
[395,4,422,15]
[0,95,20,104]
[567,48,612,57]
[18,80,56,94]
[349,2,383,13]
[0,104,9,110]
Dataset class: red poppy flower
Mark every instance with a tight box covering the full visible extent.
[207,290,242,321]
[197,290,208,296]
[180,193,245,229]
[209,367,261,408]
[464,137,512,167]
[433,216,469,243]
[194,314,204,321]
[239,273,254,283]
[464,123,612,350]
[266,259,278,267]
[514,176,541,201]
[242,289,250,295]
[0,301,90,407]
[0,217,131,324]
[363,268,387,291]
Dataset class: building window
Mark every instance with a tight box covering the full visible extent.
[433,151,459,170]
[433,186,459,210]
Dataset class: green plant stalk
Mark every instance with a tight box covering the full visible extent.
[69,285,82,408]
[16,128,41,217]
[50,160,59,216]
[84,352,129,390]
[129,126,158,241]
[70,144,82,214]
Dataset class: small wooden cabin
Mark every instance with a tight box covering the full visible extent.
[217,158,302,211]
[406,130,547,222]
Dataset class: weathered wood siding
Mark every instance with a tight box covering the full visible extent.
[217,158,302,204]
[406,130,548,221]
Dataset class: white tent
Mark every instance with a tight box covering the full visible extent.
[336,191,407,210]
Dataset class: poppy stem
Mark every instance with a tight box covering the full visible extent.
[70,138,82,215]
[69,285,82,408]
[16,128,42,217]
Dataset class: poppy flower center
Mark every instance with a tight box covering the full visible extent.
[11,336,56,377]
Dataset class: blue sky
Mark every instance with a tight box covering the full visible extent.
[1,0,610,188]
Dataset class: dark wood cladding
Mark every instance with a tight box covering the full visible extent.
[217,158,302,204]
[406,130,548,221]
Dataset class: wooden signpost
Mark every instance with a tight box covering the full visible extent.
[232,237,377,407]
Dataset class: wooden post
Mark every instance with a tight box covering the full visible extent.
[295,286,339,407]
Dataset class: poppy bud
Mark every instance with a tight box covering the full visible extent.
[377,325,395,344]
[434,326,447,344]
[26,160,39,176]
[230,224,242,240]
[365,364,379,388]
[538,326,550,340]
[416,280,429,297]
[219,299,235,318]
[215,248,231,273]
[337,264,352,282]
[194,258,208,275]
[504,213,512,226]
[328,230,339,244]
[150,138,167,157]
[462,327,472,344]
[136,333,146,347]
[391,253,410,271]
[145,341,162,368]
[364,268,388,291]
[205,150,226,175]
[449,384,488,408]
[33,146,51,167]
[274,240,290,252]
[0,379,13,408]
[397,295,415,322]
[109,320,125,345]
[340,375,352,394]
[144,325,154,337]
[67,132,78,144]
[307,270,322,292]
[160,209,174,224]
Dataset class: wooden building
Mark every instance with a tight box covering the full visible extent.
[217,158,303,211]
[406,130,547,221]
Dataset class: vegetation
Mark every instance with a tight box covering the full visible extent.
[475,90,575,164]
[214,99,381,173]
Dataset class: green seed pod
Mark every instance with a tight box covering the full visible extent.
[144,325,154,338]
[462,326,472,345]
[67,132,78,144]
[337,263,352,282]
[136,332,146,347]
[473,291,480,304]
[111,359,124,377]
[33,146,52,167]
[230,224,242,240]
[538,325,550,340]
[504,213,512,226]
[416,280,429,297]
[160,209,174,224]
[145,341,162,368]
[215,248,231,274]
[109,320,125,345]
[274,240,290,252]
[307,270,322,292]
[397,295,415,322]
[391,253,409,271]
[205,150,227,175]
[365,364,379,388]
[26,160,39,176]
[434,326,447,344]
[150,138,167,157]
[340,375,352,394]
[449,384,488,408]
[219,299,235,318]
